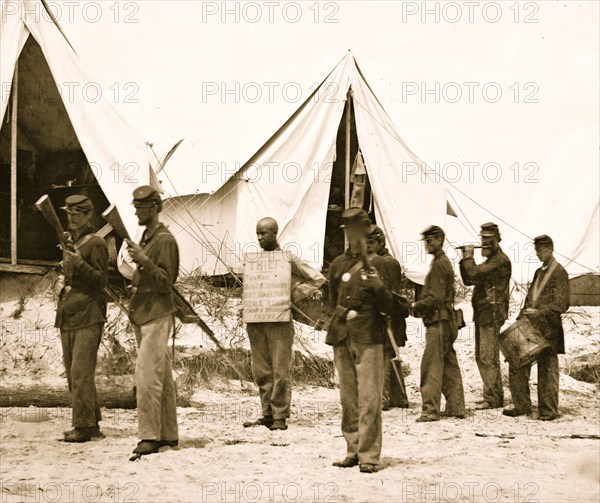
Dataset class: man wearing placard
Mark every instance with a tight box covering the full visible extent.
[503,235,569,420]
[243,217,326,431]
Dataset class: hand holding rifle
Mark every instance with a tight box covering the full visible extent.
[124,238,150,266]
[358,237,385,293]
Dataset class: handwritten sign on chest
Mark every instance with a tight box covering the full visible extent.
[243,250,292,323]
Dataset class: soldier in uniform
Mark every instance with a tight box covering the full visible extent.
[243,217,326,431]
[125,186,180,455]
[411,225,465,422]
[327,208,394,473]
[56,195,108,443]
[504,235,569,420]
[459,222,511,410]
[367,225,409,410]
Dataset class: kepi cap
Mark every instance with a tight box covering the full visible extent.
[132,185,162,208]
[480,222,500,237]
[340,207,371,228]
[60,195,93,214]
[421,225,445,240]
[534,234,553,248]
[368,225,385,242]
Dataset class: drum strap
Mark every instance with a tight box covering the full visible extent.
[530,260,558,308]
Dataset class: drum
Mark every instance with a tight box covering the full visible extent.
[499,317,550,368]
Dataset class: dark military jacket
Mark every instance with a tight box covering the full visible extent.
[379,248,408,348]
[459,248,512,326]
[55,228,108,330]
[129,223,179,325]
[518,259,569,354]
[413,251,455,326]
[326,249,393,346]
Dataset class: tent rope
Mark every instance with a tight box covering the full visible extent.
[351,95,598,275]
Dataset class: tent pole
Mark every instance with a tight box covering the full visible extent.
[343,89,352,249]
[344,90,352,209]
[10,63,18,265]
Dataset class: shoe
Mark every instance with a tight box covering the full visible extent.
[474,399,487,405]
[416,416,439,423]
[538,415,558,421]
[332,456,359,468]
[133,440,161,455]
[63,425,105,440]
[441,410,465,419]
[502,408,531,417]
[475,402,502,410]
[243,416,273,428]
[359,464,378,473]
[158,439,179,448]
[269,420,287,431]
[387,402,410,409]
[382,404,390,411]
[63,427,92,443]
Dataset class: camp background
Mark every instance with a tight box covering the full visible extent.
[47,0,598,282]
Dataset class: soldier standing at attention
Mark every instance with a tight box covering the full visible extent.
[243,217,326,431]
[57,195,108,443]
[367,225,409,410]
[411,225,465,422]
[459,222,511,410]
[503,235,569,420]
[125,186,180,456]
[327,208,394,474]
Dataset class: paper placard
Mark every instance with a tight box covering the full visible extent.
[243,250,292,323]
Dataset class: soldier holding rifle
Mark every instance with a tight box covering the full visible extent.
[54,195,108,443]
[327,208,394,474]
[411,225,465,422]
[125,186,180,456]
[459,222,511,410]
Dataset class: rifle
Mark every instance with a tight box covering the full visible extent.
[34,195,129,316]
[101,204,215,339]
[34,195,73,251]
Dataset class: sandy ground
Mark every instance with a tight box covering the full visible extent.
[1,275,599,503]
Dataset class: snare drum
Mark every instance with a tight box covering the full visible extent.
[499,317,550,368]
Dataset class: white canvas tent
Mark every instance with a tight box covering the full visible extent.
[162,53,450,284]
[0,0,154,266]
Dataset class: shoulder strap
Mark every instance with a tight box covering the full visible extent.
[531,260,558,307]
[336,255,376,305]
[73,232,97,250]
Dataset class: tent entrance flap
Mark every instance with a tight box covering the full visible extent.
[0,35,109,263]
[323,92,372,267]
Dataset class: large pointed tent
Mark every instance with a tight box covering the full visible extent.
[163,53,450,284]
[0,0,154,267]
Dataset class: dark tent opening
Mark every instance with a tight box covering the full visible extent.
[0,35,107,266]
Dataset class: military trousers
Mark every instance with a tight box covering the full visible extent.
[508,348,559,417]
[333,336,384,465]
[133,314,178,441]
[475,323,504,406]
[247,321,294,420]
[420,320,466,419]
[61,323,103,428]
[382,355,408,409]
